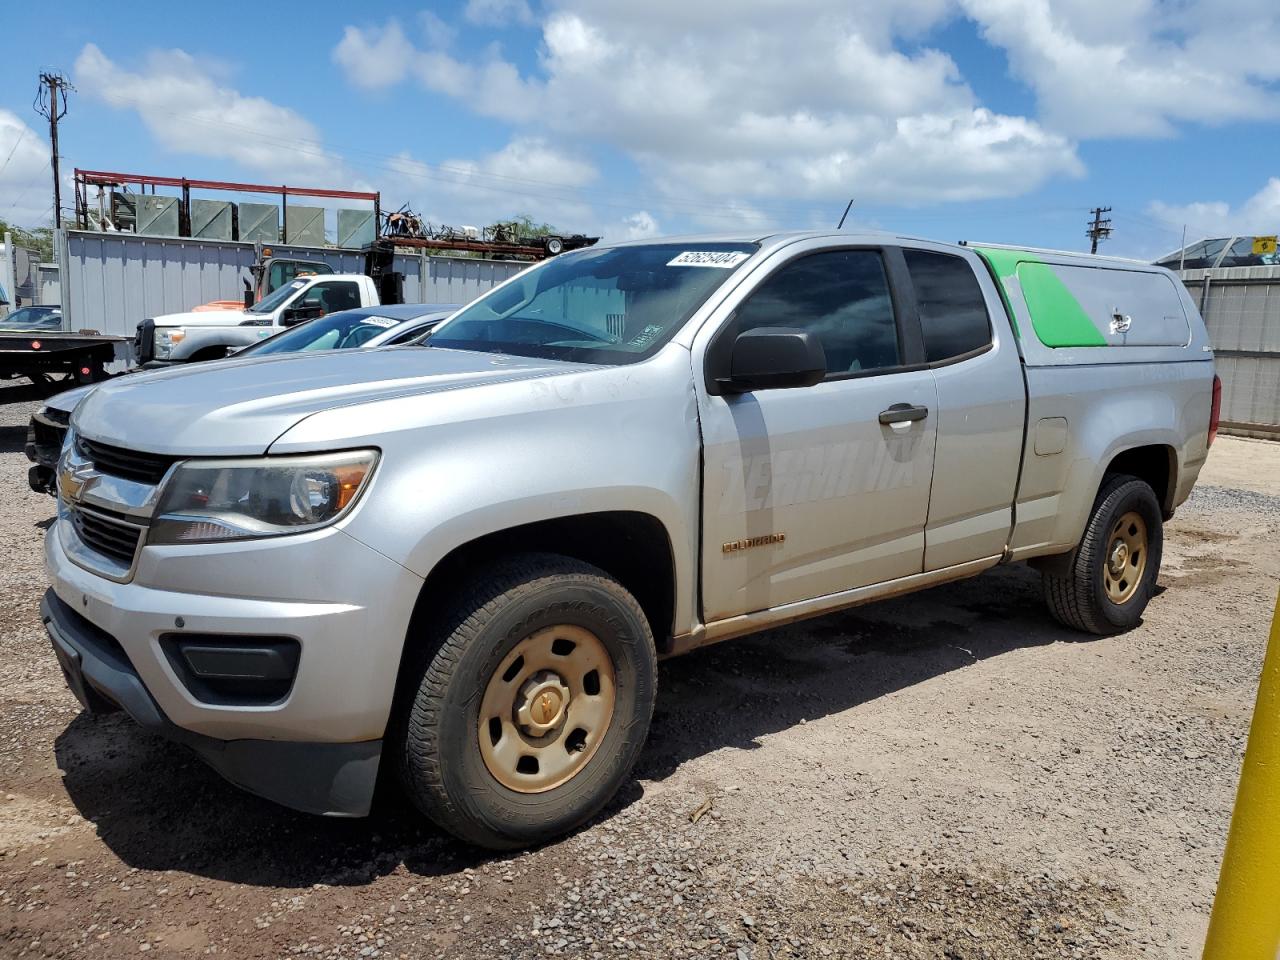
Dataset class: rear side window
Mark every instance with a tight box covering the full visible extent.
[735,250,900,375]
[903,250,992,362]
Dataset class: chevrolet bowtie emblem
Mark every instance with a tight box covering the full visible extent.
[57,456,99,503]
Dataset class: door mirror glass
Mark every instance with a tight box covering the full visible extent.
[720,327,827,393]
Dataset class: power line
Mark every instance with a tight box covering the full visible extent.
[0,127,27,180]
[1086,205,1112,254]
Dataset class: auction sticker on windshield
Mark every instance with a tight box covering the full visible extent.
[667,251,751,268]
[360,317,399,329]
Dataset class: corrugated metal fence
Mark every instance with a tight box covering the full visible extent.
[1181,264,1280,438]
[59,230,525,337]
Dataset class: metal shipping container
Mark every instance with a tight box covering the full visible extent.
[190,200,234,240]
[337,208,375,248]
[135,195,180,237]
[285,205,325,246]
[1181,264,1280,438]
[238,203,279,244]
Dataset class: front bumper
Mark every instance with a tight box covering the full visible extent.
[42,590,381,816]
[43,516,425,816]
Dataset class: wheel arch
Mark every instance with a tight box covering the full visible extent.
[1103,443,1178,518]
[400,510,680,677]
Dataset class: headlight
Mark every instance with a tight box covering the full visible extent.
[148,450,378,545]
[153,327,186,360]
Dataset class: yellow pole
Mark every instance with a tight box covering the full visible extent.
[1203,588,1280,959]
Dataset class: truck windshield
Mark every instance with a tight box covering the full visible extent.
[427,242,759,364]
[248,278,307,314]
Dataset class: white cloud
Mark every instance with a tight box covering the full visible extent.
[73,43,346,185]
[1148,179,1280,240]
[334,2,1083,215]
[0,110,54,226]
[619,211,660,240]
[419,11,458,48]
[380,137,600,233]
[332,22,417,91]
[962,0,1280,138]
[464,0,536,28]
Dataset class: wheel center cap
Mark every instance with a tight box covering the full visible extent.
[516,672,571,737]
[1110,541,1128,574]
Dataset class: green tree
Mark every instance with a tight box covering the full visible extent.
[0,219,54,261]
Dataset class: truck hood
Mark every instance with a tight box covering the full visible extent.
[72,347,594,455]
[153,309,250,327]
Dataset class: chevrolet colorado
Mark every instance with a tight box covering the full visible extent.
[42,231,1217,848]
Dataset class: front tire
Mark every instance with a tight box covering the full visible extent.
[398,554,657,849]
[1042,473,1164,634]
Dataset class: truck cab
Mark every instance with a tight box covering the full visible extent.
[135,272,381,365]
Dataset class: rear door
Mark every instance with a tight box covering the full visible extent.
[900,246,1026,570]
[695,243,939,622]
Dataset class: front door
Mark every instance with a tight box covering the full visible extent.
[696,246,939,623]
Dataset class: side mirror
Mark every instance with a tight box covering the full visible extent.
[716,327,827,393]
[281,304,324,327]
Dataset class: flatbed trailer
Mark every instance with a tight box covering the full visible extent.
[0,330,126,388]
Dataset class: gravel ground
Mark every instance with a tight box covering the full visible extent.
[1,383,1277,960]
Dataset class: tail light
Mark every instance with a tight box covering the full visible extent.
[1208,374,1222,447]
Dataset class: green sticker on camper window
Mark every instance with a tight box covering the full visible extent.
[1015,261,1107,347]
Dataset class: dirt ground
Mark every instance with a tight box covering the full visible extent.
[1,382,1277,960]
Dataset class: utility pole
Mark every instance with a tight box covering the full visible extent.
[1086,206,1112,254]
[34,72,73,229]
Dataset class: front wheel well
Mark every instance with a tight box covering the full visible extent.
[1103,444,1177,518]
[406,511,677,660]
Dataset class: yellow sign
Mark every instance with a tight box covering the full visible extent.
[1251,236,1277,255]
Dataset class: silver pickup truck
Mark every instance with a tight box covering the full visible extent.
[41,231,1218,849]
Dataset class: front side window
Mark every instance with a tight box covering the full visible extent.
[428,242,759,364]
[734,249,899,375]
[299,281,362,316]
[902,250,991,362]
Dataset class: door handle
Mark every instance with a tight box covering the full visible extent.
[878,403,929,425]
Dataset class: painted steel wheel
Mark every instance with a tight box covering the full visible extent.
[398,553,657,849]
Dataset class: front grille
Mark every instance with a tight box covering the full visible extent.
[70,507,143,567]
[77,436,178,485]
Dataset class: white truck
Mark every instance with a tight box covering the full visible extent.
[42,230,1218,849]
[135,272,382,365]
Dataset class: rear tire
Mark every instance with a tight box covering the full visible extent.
[398,553,657,849]
[1042,473,1163,634]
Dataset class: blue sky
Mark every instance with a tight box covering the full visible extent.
[2,0,1278,260]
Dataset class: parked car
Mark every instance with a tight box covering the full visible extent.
[231,303,459,357]
[40,232,1217,849]
[24,304,458,493]
[0,305,63,331]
